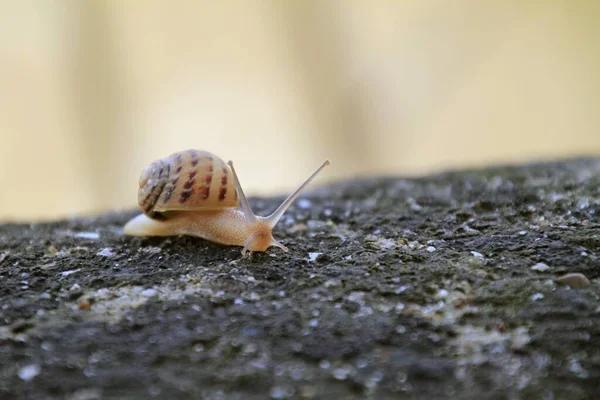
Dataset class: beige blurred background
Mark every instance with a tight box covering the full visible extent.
[1,1,599,222]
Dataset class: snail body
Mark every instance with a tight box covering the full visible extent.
[124,149,330,256]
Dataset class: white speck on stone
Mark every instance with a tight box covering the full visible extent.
[194,343,204,353]
[139,246,162,254]
[297,198,312,209]
[141,288,157,297]
[519,231,527,236]
[234,298,244,305]
[395,285,408,294]
[578,198,590,210]
[471,251,484,259]
[510,327,531,349]
[550,193,565,202]
[308,252,321,262]
[270,385,289,399]
[74,232,99,240]
[531,293,544,301]
[377,238,396,250]
[309,319,319,327]
[96,248,115,257]
[408,241,421,250]
[306,220,328,230]
[426,246,436,252]
[407,197,422,211]
[437,289,449,298]
[324,279,341,288]
[248,292,261,301]
[69,283,81,292]
[365,235,396,250]
[531,262,550,272]
[347,291,365,303]
[569,358,590,379]
[61,269,81,277]
[18,364,40,381]
[319,360,330,369]
[332,366,353,380]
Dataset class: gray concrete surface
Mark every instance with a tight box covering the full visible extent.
[1,158,599,399]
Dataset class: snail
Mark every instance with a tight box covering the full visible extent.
[123,149,330,256]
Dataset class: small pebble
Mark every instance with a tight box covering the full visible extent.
[407,197,423,211]
[96,248,115,258]
[69,283,81,292]
[141,288,157,297]
[270,385,287,399]
[426,246,436,253]
[332,366,352,380]
[323,279,341,288]
[74,232,99,240]
[409,241,421,250]
[470,251,484,259]
[556,273,590,289]
[531,293,544,301]
[531,262,550,272]
[61,269,81,277]
[140,246,162,254]
[569,358,590,379]
[308,252,321,262]
[297,199,312,209]
[18,364,40,381]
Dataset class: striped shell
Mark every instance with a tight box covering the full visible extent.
[138,150,238,218]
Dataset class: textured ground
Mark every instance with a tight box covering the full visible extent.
[1,158,600,400]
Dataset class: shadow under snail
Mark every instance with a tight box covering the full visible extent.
[124,149,330,257]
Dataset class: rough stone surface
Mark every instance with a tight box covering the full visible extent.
[1,158,600,399]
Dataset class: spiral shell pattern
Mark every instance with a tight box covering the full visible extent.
[137,150,238,218]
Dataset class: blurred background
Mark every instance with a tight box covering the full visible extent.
[1,1,599,222]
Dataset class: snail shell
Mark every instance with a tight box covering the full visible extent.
[138,149,238,219]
